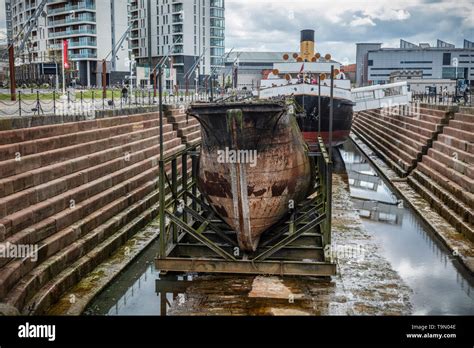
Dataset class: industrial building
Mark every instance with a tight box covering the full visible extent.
[356,39,474,87]
[224,51,287,90]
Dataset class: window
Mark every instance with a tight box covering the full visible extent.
[442,52,451,65]
[368,60,373,66]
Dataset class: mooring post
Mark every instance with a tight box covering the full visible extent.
[158,65,166,259]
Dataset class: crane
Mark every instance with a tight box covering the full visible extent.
[5,0,49,101]
[150,36,183,97]
[101,24,132,98]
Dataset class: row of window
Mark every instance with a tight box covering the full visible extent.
[370,67,433,70]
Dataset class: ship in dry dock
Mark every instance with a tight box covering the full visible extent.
[187,101,317,251]
[258,29,354,147]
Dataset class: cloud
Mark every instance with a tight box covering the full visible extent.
[350,16,376,27]
[225,0,474,63]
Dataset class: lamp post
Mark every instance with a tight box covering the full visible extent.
[130,53,135,98]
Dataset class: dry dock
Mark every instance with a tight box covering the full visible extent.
[0,102,473,315]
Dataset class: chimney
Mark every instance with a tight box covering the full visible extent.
[300,29,315,62]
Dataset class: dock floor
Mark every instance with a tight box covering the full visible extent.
[166,173,412,315]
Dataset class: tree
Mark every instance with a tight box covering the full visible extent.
[225,75,232,89]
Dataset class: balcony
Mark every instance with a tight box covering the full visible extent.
[49,27,97,38]
[172,4,183,13]
[48,2,96,16]
[172,24,183,33]
[69,51,97,59]
[48,13,96,27]
[172,14,183,23]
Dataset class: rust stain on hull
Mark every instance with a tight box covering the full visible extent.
[188,101,316,252]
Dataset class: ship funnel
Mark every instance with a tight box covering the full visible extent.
[300,29,315,62]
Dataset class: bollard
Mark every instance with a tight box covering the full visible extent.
[53,90,56,115]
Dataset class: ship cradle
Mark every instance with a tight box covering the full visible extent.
[188,101,316,252]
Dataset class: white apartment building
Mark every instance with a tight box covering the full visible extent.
[130,0,225,88]
[5,0,130,87]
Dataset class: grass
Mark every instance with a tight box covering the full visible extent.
[0,89,194,101]
[0,90,149,101]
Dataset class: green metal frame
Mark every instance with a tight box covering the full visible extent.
[155,135,335,276]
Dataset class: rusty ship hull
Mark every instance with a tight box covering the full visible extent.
[187,102,316,252]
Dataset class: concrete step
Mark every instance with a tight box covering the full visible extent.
[365,110,439,138]
[0,131,178,219]
[433,141,474,165]
[16,189,165,315]
[454,112,474,123]
[408,174,474,242]
[177,124,201,137]
[355,116,420,161]
[449,120,474,132]
[443,127,474,143]
[417,162,474,208]
[427,148,473,178]
[0,112,160,146]
[0,124,173,199]
[417,106,449,118]
[0,136,182,241]
[170,118,200,128]
[5,180,161,311]
[358,111,429,149]
[0,117,162,162]
[391,113,441,131]
[352,123,411,175]
[0,144,186,302]
[0,122,171,180]
[421,155,474,194]
[438,134,474,153]
[356,113,425,155]
[182,130,202,145]
[410,112,446,124]
[411,169,474,225]
[352,123,408,177]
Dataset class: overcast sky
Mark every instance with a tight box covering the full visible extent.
[1,0,473,63]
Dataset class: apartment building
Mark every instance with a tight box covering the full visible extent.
[129,0,225,88]
[5,0,130,87]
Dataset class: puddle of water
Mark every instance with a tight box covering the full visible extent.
[84,240,192,316]
[340,141,474,315]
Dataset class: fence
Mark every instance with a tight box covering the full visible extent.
[411,90,473,107]
[0,89,216,118]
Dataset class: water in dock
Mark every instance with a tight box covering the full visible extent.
[85,140,474,316]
